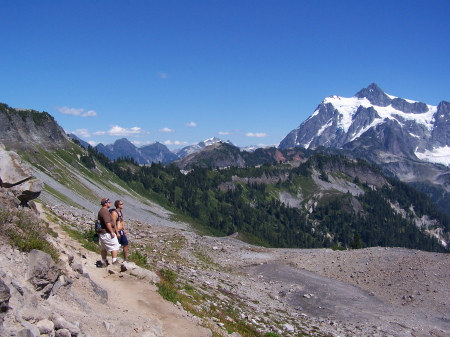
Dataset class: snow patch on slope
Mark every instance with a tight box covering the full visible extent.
[415,146,450,166]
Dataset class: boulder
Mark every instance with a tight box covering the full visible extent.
[0,146,30,187]
[27,250,60,299]
[51,313,80,336]
[0,145,43,204]
[11,179,44,204]
[0,278,11,324]
[126,263,160,283]
[16,329,36,337]
[55,328,72,337]
[37,319,54,334]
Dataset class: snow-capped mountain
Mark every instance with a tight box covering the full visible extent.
[279,83,450,214]
[175,137,233,158]
[279,83,450,166]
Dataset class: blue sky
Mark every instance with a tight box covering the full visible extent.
[1,1,449,150]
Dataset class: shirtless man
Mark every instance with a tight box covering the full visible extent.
[97,198,120,267]
[111,200,129,261]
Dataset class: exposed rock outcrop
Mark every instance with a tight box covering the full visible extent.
[27,250,60,299]
[0,145,43,205]
[0,104,70,151]
[0,279,10,326]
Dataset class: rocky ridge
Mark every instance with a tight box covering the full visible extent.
[0,104,69,151]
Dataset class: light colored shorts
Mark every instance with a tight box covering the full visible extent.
[99,233,121,252]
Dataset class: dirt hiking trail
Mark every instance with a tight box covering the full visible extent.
[38,203,211,337]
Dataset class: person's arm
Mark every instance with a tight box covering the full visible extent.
[105,221,115,238]
[111,211,120,237]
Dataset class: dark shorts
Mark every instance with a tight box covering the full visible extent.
[118,230,129,246]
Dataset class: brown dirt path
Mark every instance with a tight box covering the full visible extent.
[37,203,211,337]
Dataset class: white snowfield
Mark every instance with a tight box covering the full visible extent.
[304,93,449,166]
[415,145,450,166]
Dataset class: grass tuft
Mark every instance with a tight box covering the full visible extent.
[129,250,149,268]
[157,268,182,303]
[2,209,59,262]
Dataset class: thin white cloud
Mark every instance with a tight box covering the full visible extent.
[164,140,188,146]
[160,127,174,133]
[133,140,159,146]
[57,106,83,116]
[93,125,147,137]
[246,132,268,138]
[218,131,230,135]
[157,72,168,79]
[57,106,97,117]
[82,110,97,117]
[185,122,197,127]
[74,129,91,138]
[88,141,99,146]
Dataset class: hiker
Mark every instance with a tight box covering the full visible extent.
[97,198,120,267]
[111,200,129,262]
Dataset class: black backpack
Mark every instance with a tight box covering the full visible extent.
[91,220,101,242]
[94,219,102,233]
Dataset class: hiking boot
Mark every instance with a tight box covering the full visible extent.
[112,260,121,265]
[96,261,108,268]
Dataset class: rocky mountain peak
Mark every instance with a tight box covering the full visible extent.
[109,138,135,151]
[279,84,449,163]
[175,137,231,159]
[278,84,450,217]
[354,83,392,107]
[198,137,223,147]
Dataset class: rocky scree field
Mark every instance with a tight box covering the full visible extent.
[45,203,450,337]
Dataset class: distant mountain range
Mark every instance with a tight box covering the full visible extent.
[3,83,450,215]
[70,83,450,169]
[2,92,450,250]
[69,135,232,165]
[5,83,449,168]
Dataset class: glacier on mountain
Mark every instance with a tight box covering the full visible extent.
[321,95,437,133]
[281,83,449,167]
[415,145,450,166]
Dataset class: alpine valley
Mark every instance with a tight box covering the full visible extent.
[71,83,450,218]
[1,82,450,252]
[2,84,450,337]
